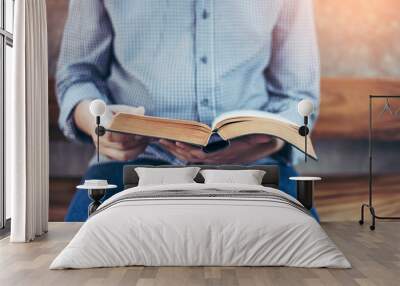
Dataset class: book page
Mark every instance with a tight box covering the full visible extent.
[102,105,145,128]
[211,110,299,130]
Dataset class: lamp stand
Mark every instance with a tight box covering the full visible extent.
[298,116,310,162]
[94,116,106,163]
[87,188,106,216]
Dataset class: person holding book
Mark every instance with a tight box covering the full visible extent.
[57,0,320,221]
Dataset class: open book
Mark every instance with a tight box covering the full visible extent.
[108,110,317,159]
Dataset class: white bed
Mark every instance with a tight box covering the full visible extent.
[50,182,350,269]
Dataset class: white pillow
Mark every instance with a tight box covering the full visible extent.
[135,167,200,186]
[200,169,266,185]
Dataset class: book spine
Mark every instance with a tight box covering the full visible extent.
[202,132,230,153]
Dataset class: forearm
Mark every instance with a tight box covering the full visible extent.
[266,94,319,128]
[57,82,111,142]
[265,0,320,128]
[73,100,96,137]
[56,0,113,142]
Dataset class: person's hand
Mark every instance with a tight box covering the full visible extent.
[159,135,285,164]
[73,100,149,161]
[91,132,149,161]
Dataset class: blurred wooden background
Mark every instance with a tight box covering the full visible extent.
[46,0,400,222]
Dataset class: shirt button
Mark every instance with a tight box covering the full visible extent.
[200,56,208,64]
[201,98,209,106]
[202,10,209,19]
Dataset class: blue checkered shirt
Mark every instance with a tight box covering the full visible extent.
[57,0,320,165]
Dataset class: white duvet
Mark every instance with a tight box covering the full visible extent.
[50,183,350,269]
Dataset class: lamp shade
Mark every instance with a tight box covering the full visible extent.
[297,99,314,117]
[89,99,107,117]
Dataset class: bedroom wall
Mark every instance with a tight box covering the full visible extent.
[47,0,400,221]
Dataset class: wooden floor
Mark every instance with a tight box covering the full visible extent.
[1,222,399,286]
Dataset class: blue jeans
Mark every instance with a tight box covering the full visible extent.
[65,159,319,221]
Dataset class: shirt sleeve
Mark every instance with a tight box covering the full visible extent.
[264,0,320,163]
[56,0,113,142]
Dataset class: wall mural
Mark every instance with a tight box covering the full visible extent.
[46,0,400,222]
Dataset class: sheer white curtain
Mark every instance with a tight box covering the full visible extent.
[8,0,49,242]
